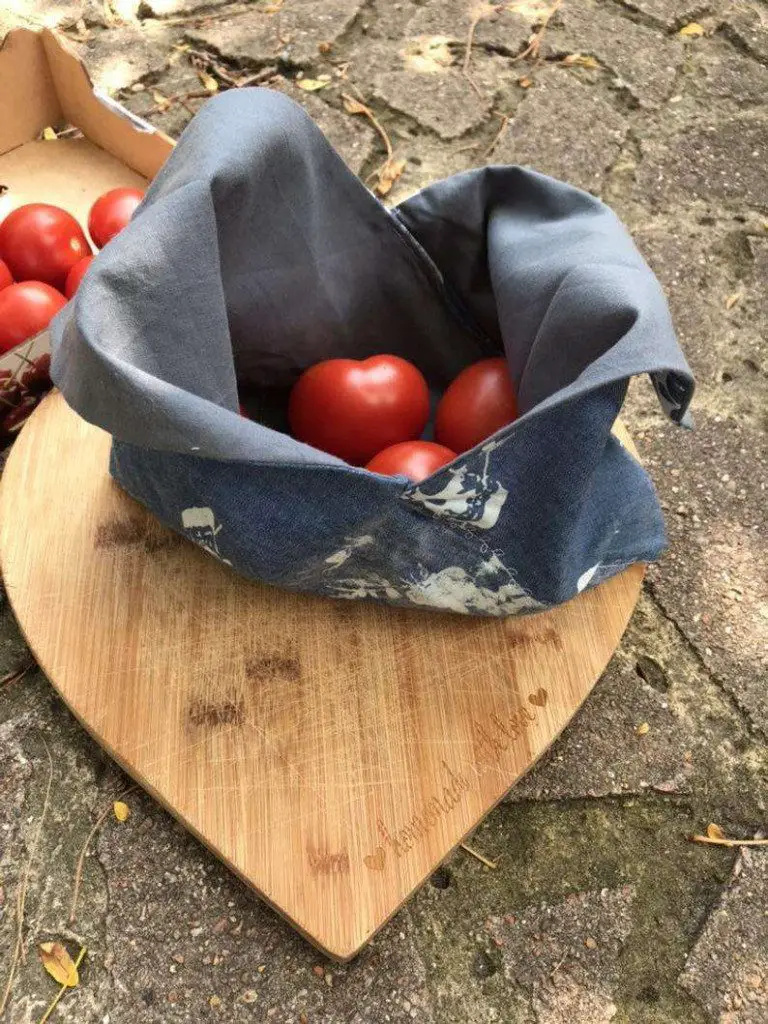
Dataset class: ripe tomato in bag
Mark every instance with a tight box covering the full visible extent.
[0,204,90,289]
[366,441,456,483]
[289,355,430,465]
[435,357,518,453]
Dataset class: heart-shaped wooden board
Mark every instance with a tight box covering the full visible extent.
[0,393,643,960]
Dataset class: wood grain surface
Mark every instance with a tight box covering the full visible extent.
[0,393,643,959]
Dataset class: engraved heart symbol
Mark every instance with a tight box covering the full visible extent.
[528,688,548,708]
[364,846,386,872]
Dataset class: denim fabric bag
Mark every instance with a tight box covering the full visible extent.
[51,89,694,618]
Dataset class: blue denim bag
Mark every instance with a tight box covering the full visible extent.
[51,89,694,617]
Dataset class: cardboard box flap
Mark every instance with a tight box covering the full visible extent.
[40,29,172,180]
[0,29,63,157]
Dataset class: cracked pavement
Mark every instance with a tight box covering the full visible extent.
[1,0,767,1021]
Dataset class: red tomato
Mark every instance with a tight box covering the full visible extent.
[0,282,67,354]
[289,355,430,465]
[366,441,456,483]
[0,204,90,288]
[64,255,94,298]
[88,188,145,249]
[0,259,13,292]
[435,357,518,453]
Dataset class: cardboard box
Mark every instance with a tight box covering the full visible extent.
[0,26,174,444]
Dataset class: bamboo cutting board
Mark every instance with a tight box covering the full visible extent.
[0,393,643,960]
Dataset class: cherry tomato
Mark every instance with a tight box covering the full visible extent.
[88,188,145,249]
[435,357,518,453]
[0,282,67,354]
[288,355,430,465]
[0,204,90,288]
[0,259,13,292]
[64,255,94,298]
[366,441,456,483]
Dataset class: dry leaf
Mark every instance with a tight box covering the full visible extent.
[679,22,705,37]
[562,53,600,69]
[343,95,368,115]
[198,71,219,93]
[635,721,650,736]
[318,41,331,54]
[375,158,406,196]
[518,75,533,88]
[653,779,678,793]
[39,942,79,988]
[152,91,171,111]
[68,18,91,41]
[42,127,57,141]
[113,800,130,822]
[404,35,453,73]
[707,823,726,840]
[725,291,743,309]
[296,78,330,92]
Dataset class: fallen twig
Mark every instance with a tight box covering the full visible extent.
[0,739,54,1014]
[146,65,279,117]
[38,946,87,1024]
[482,112,511,159]
[511,0,562,65]
[692,834,768,848]
[144,89,211,116]
[342,92,405,195]
[69,786,137,923]
[0,659,36,687]
[550,953,568,977]
[342,92,392,161]
[460,841,498,869]
[462,5,500,98]
[187,48,241,89]
[236,65,279,87]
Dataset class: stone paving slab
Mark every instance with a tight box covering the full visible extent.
[548,0,684,107]
[187,0,365,66]
[487,886,636,1023]
[679,848,768,1024]
[491,69,627,193]
[1,1,767,1022]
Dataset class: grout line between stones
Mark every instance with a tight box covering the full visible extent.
[643,580,765,741]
